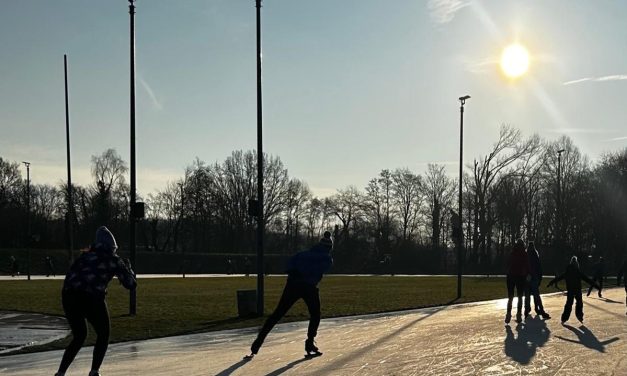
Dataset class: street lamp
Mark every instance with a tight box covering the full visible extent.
[128,0,138,316]
[255,0,265,317]
[22,161,31,281]
[64,54,75,266]
[457,95,470,299]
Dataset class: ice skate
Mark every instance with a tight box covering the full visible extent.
[305,338,322,358]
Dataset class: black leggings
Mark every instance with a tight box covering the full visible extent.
[256,279,321,346]
[58,290,110,373]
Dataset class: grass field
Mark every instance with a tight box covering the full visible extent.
[0,276,508,353]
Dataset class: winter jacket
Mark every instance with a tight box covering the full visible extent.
[286,244,333,287]
[591,260,605,278]
[507,244,530,277]
[548,263,596,292]
[528,248,542,278]
[63,227,137,299]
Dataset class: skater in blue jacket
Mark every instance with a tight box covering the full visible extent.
[248,231,333,358]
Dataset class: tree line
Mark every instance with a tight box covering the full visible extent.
[1,124,626,274]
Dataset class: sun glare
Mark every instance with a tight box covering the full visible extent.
[500,44,529,78]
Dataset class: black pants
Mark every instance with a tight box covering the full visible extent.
[58,289,110,373]
[524,276,545,314]
[587,275,603,296]
[561,290,584,322]
[506,275,526,316]
[256,279,321,345]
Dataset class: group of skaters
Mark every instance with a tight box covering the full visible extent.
[51,226,627,375]
[53,226,331,375]
[505,238,627,325]
[7,255,55,277]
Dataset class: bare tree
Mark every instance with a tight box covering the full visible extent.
[391,168,423,241]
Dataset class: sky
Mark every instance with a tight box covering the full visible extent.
[1,0,626,197]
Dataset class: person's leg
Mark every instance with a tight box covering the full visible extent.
[515,277,525,320]
[302,286,321,341]
[575,291,584,321]
[252,280,300,353]
[505,275,515,322]
[85,298,110,373]
[524,278,532,316]
[598,276,603,297]
[561,291,574,323]
[57,291,88,374]
[586,279,593,296]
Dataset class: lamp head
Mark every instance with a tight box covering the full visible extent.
[459,95,471,105]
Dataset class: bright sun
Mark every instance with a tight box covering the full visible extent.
[500,44,529,78]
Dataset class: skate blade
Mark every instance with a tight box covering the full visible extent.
[243,354,255,360]
[304,352,323,359]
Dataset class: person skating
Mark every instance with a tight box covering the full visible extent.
[547,256,599,324]
[524,242,550,319]
[54,226,137,376]
[247,231,333,358]
[45,256,55,277]
[9,256,19,277]
[617,259,627,315]
[505,239,530,324]
[586,256,605,298]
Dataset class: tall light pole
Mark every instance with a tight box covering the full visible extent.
[255,0,265,317]
[457,95,470,299]
[128,0,137,316]
[22,161,31,281]
[556,148,565,257]
[64,54,74,265]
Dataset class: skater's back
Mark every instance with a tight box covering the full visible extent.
[63,226,136,298]
[507,241,529,277]
[287,239,333,286]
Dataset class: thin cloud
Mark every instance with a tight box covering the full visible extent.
[605,136,627,142]
[564,75,627,85]
[428,0,471,24]
[139,77,163,110]
[545,128,617,135]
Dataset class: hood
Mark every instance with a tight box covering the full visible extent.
[95,226,117,252]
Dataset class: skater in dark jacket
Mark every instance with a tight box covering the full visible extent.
[547,256,599,324]
[617,259,627,315]
[505,239,530,324]
[524,242,550,319]
[249,231,333,358]
[55,226,137,376]
[586,256,605,298]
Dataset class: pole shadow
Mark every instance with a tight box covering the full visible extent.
[503,316,551,365]
[556,324,619,353]
[263,357,312,376]
[214,358,251,376]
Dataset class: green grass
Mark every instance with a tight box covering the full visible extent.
[0,276,506,353]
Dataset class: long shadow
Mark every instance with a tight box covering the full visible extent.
[503,316,551,365]
[214,358,251,376]
[584,299,627,319]
[264,357,311,376]
[556,324,619,352]
[313,298,458,374]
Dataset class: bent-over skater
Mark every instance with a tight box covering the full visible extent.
[55,226,137,376]
[248,231,333,358]
[586,256,605,298]
[524,242,550,319]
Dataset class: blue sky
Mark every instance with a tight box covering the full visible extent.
[1,0,626,197]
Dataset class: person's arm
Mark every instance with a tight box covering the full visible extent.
[547,272,565,287]
[115,257,137,290]
[580,271,599,289]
